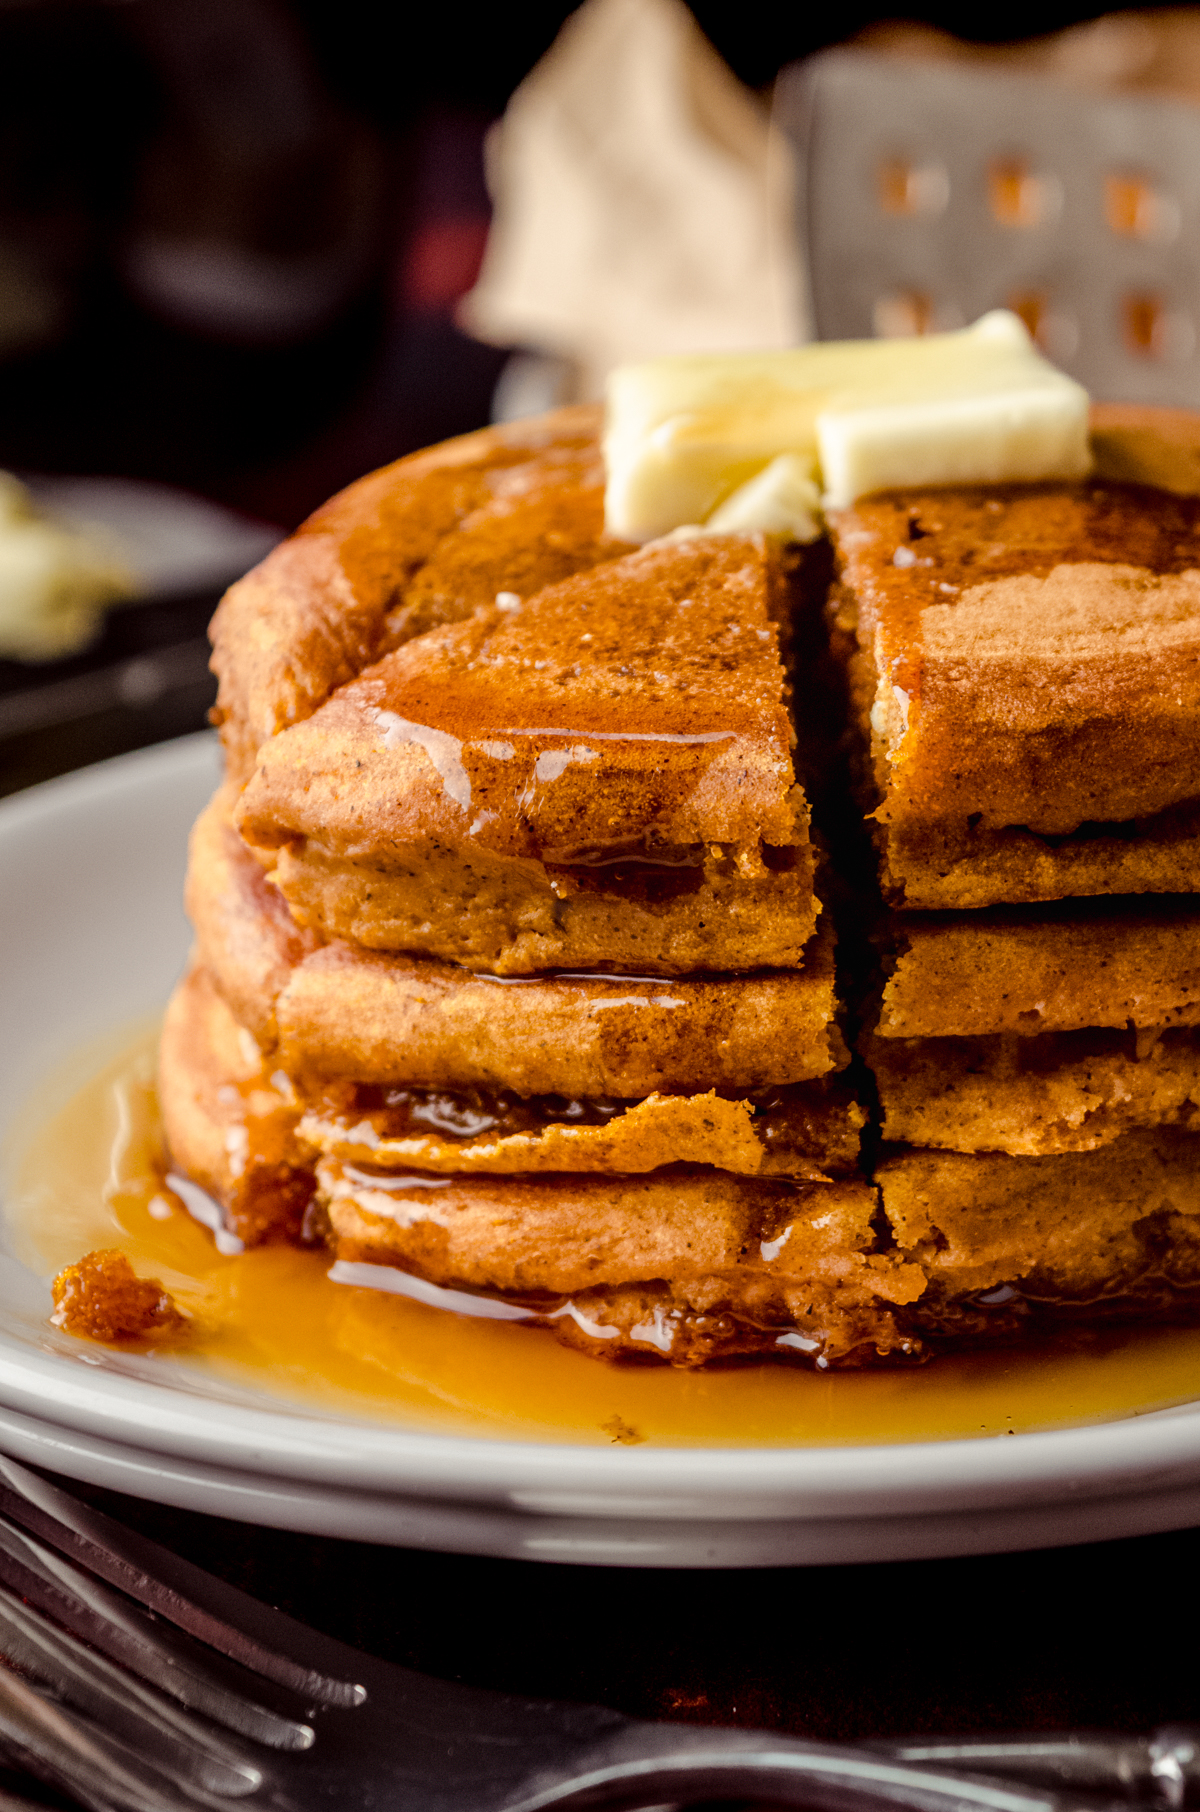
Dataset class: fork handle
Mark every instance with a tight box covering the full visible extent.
[505,1726,1139,1812]
[879,1728,1200,1807]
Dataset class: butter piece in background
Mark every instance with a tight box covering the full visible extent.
[0,474,137,662]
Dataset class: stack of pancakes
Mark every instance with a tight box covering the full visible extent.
[832,409,1200,1343]
[162,409,890,1367]
[159,402,1200,1367]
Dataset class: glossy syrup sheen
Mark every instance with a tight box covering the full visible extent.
[843,479,1200,705]
[9,1025,1200,1449]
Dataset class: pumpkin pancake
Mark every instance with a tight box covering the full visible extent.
[210,407,633,784]
[234,532,819,972]
[874,897,1200,1040]
[866,1026,1200,1156]
[878,1132,1200,1313]
[187,790,843,1094]
[161,964,862,1228]
[829,409,1200,908]
[320,1158,908,1368]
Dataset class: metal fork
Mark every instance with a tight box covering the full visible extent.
[0,1453,1194,1812]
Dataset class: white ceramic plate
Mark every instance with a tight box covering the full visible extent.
[3,735,1200,1567]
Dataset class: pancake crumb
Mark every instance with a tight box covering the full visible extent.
[602,1414,646,1444]
[51,1249,186,1344]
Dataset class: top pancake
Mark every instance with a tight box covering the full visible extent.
[236,533,804,870]
[830,408,1200,908]
[215,410,816,969]
[210,408,633,786]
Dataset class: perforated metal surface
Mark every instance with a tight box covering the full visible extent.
[776,48,1200,404]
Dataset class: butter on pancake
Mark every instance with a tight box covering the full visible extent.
[604,311,1089,538]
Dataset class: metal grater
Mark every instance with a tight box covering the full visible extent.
[774,46,1200,405]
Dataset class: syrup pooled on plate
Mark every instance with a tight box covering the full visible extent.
[9,1024,1200,1448]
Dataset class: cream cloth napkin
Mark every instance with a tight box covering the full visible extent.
[459,0,805,401]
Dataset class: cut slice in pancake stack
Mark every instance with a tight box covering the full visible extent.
[156,400,1200,1368]
[830,413,1200,1342]
[162,409,890,1368]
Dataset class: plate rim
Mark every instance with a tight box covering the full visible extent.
[3,1396,1200,1566]
[3,1333,1200,1517]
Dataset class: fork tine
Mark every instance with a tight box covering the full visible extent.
[0,1459,363,1709]
[0,1662,198,1812]
[0,1583,263,1800]
[0,1511,314,1751]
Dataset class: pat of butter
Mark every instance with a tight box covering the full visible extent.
[705,453,822,541]
[660,454,823,547]
[605,311,1091,540]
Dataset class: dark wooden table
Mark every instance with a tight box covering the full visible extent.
[43,1473,1200,1741]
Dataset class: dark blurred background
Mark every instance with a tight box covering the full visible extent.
[0,0,1155,792]
[0,0,1125,529]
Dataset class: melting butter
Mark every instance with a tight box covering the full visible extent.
[604,311,1091,540]
[682,453,823,544]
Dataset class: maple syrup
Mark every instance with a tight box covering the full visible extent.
[8,1024,1200,1449]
